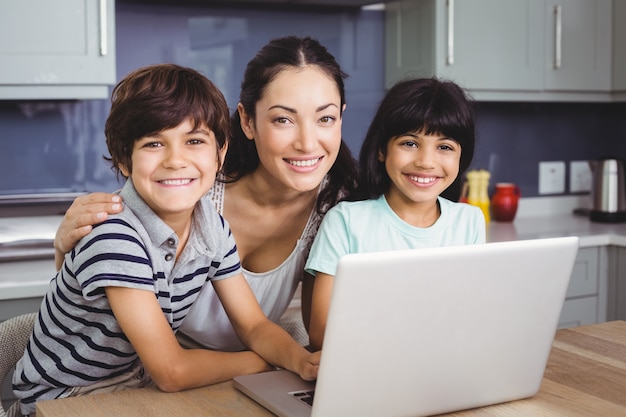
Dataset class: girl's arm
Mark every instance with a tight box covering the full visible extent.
[55,193,123,269]
[105,286,272,393]
[308,272,335,351]
[301,272,314,333]
[213,274,320,381]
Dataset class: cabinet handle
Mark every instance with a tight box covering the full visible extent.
[554,5,562,69]
[447,0,454,65]
[99,0,108,56]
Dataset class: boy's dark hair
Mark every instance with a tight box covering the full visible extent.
[357,77,476,201]
[223,35,358,213]
[105,63,231,178]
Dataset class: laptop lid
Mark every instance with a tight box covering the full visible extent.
[234,236,579,417]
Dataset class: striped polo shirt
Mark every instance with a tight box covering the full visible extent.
[13,179,242,414]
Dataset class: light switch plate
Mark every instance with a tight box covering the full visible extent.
[569,160,592,193]
[539,161,566,194]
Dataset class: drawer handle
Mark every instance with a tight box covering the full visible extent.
[446,0,454,66]
[99,0,108,56]
[554,5,562,69]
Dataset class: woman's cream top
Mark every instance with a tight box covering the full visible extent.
[177,179,323,351]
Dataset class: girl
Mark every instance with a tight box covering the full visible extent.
[305,77,486,350]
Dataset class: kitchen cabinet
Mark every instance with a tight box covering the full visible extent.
[607,246,626,320]
[558,246,608,328]
[0,0,116,100]
[613,0,626,95]
[385,0,613,101]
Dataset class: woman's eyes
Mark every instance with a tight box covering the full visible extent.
[274,117,291,124]
[271,115,336,124]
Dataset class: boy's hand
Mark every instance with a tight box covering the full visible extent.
[299,350,321,381]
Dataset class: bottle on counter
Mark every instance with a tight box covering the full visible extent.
[466,169,491,223]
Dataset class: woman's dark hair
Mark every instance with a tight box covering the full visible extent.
[105,63,231,178]
[222,35,358,213]
[357,77,476,201]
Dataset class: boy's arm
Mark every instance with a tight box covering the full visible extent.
[105,286,272,392]
[308,272,335,351]
[213,274,320,381]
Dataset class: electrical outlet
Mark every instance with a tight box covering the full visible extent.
[569,160,592,193]
[539,161,566,194]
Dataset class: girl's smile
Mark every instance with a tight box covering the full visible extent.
[381,130,461,224]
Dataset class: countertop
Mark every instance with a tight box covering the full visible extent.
[3,196,626,301]
[487,214,626,247]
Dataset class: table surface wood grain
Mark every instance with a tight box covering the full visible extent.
[36,320,626,417]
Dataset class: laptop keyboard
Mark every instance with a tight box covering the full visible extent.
[289,389,315,406]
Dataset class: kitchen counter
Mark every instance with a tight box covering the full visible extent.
[2,196,626,301]
[0,215,62,301]
[487,214,626,247]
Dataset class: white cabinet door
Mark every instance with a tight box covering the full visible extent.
[544,0,612,92]
[386,0,614,100]
[0,0,116,99]
[434,0,544,91]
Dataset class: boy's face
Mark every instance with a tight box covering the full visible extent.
[120,118,225,223]
[380,130,460,213]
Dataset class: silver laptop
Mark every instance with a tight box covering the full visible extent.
[234,236,579,417]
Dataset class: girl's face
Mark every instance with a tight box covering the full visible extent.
[380,130,461,212]
[239,65,343,193]
[121,118,225,224]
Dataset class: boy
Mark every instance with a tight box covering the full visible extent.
[14,64,319,416]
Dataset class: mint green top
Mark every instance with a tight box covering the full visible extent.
[305,195,486,277]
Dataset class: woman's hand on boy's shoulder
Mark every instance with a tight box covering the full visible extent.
[56,192,123,253]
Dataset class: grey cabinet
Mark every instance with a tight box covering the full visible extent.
[0,0,116,99]
[385,0,613,101]
[558,246,608,328]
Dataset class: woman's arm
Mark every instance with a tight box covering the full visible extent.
[55,193,123,269]
[308,272,335,351]
[214,274,320,381]
[105,286,272,392]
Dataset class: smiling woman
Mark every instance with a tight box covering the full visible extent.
[53,36,359,353]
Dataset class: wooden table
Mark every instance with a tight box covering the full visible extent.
[37,321,626,417]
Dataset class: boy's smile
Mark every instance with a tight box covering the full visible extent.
[120,118,224,227]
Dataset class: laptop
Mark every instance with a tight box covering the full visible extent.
[234,236,579,417]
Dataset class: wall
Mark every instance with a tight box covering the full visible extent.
[1,2,625,200]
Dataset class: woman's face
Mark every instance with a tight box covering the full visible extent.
[239,65,343,192]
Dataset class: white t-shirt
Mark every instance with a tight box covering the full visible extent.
[305,195,486,277]
[178,180,323,351]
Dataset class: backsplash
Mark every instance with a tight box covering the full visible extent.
[1,2,626,200]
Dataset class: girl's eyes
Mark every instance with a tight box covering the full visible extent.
[438,143,456,151]
[319,115,336,124]
[398,140,458,151]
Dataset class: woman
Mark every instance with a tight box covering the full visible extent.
[54,36,358,353]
